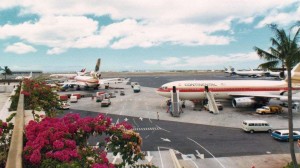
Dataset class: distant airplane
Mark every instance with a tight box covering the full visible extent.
[224,66,234,74]
[49,68,86,79]
[15,72,32,80]
[59,58,129,90]
[60,59,101,89]
[156,63,300,108]
[230,68,268,78]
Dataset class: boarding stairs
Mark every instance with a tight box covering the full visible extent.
[170,89,181,117]
[204,91,219,114]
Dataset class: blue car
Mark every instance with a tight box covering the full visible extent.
[271,130,300,141]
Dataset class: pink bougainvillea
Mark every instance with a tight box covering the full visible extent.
[23,113,145,167]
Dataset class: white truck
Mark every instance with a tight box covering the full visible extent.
[70,95,78,103]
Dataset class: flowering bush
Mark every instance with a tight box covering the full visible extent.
[23,113,154,168]
[14,79,61,118]
[0,115,15,167]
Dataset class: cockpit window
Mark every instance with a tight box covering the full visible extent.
[160,86,168,90]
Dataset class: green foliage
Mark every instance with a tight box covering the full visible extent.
[9,85,21,111]
[22,79,62,117]
[2,66,12,80]
[0,117,15,167]
[283,162,300,168]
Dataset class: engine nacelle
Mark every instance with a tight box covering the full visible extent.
[232,97,256,108]
[279,71,287,79]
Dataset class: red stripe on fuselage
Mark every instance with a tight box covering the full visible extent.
[157,87,300,93]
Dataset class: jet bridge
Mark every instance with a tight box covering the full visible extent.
[204,86,219,114]
[170,86,181,117]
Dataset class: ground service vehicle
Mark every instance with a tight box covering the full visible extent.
[101,99,111,107]
[242,120,272,133]
[120,90,125,96]
[271,130,300,141]
[203,102,223,111]
[256,105,282,114]
[133,85,141,93]
[131,82,139,88]
[70,96,78,103]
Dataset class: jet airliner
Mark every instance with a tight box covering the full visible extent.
[156,63,300,108]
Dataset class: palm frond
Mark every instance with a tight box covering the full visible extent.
[258,61,279,69]
[253,47,277,60]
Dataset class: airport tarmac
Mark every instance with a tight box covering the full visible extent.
[60,76,300,168]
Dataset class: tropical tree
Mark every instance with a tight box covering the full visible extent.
[254,24,300,167]
[1,66,12,80]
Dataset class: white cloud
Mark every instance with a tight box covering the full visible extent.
[144,60,159,65]
[144,52,260,69]
[0,1,298,52]
[0,16,98,54]
[256,2,300,28]
[4,42,37,54]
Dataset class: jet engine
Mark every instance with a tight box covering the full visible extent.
[232,97,256,108]
[279,71,287,79]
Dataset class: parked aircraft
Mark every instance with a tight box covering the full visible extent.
[224,66,234,74]
[156,63,300,108]
[49,68,86,79]
[231,68,268,78]
[99,78,130,86]
[15,72,32,80]
[60,59,101,89]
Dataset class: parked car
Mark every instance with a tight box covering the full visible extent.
[271,130,300,141]
[101,99,111,107]
[58,101,70,110]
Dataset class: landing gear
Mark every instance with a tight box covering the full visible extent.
[182,101,186,108]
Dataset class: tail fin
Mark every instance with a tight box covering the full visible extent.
[95,58,101,72]
[290,63,300,82]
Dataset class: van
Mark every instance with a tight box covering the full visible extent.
[70,96,78,103]
[242,120,272,133]
[133,85,141,93]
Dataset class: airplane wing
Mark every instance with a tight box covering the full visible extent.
[228,93,300,101]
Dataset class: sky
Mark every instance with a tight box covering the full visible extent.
[0,1,300,72]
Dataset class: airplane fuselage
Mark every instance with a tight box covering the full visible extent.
[74,76,99,87]
[50,74,77,79]
[156,80,300,100]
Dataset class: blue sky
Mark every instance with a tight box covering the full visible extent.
[0,1,299,72]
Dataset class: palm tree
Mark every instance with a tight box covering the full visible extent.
[1,66,12,80]
[254,24,300,167]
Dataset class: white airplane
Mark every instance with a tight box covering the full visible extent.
[15,72,32,80]
[49,68,86,79]
[224,66,234,74]
[99,77,130,86]
[60,59,101,89]
[230,68,268,78]
[156,63,300,108]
